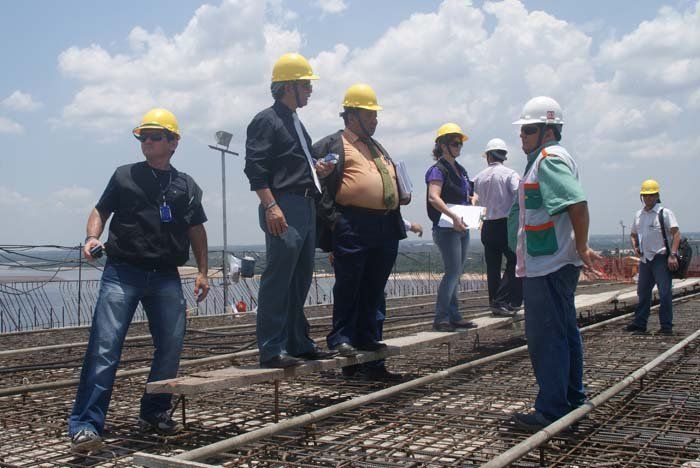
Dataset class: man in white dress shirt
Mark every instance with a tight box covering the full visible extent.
[626,179,680,335]
[473,138,521,315]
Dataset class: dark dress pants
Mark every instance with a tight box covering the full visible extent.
[256,194,317,363]
[481,218,521,307]
[328,209,399,349]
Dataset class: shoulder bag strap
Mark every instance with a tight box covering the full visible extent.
[658,208,671,254]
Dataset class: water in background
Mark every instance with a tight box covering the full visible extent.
[0,249,486,333]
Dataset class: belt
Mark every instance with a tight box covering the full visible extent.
[272,187,317,198]
[339,205,394,216]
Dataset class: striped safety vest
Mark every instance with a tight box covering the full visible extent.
[515,144,583,278]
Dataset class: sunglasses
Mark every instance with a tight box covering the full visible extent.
[298,81,313,90]
[136,132,166,142]
[448,141,463,148]
[521,125,540,136]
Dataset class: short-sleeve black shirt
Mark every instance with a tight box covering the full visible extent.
[243,100,318,193]
[96,161,207,269]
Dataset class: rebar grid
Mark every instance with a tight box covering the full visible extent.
[547,341,700,467]
[184,302,700,467]
[0,282,666,467]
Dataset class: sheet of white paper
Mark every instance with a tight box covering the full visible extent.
[438,204,485,229]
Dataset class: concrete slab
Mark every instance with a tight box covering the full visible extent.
[146,280,700,396]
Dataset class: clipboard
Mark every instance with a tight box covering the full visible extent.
[395,160,413,199]
[438,204,485,229]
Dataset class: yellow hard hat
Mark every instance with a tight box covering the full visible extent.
[342,83,383,111]
[640,179,660,195]
[133,108,180,139]
[435,122,468,142]
[271,53,319,82]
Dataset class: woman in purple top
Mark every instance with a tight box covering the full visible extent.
[425,123,477,332]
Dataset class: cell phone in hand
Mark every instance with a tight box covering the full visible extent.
[89,245,103,259]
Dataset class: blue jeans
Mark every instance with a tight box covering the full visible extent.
[68,259,186,436]
[433,227,469,324]
[633,253,673,330]
[256,194,316,363]
[523,264,585,421]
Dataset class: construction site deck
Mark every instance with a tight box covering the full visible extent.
[2,279,700,467]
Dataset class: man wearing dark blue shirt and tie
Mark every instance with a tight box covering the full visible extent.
[244,53,336,368]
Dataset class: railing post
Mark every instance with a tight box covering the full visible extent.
[77,244,82,327]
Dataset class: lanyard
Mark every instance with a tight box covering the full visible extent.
[151,169,173,205]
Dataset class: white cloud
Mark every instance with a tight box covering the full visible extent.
[57,0,301,136]
[315,0,347,14]
[1,91,42,112]
[50,186,95,213]
[0,117,23,134]
[0,186,98,243]
[597,2,700,95]
[46,0,700,241]
[0,186,31,206]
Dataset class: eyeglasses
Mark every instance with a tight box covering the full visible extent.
[521,125,540,136]
[136,132,166,142]
[448,141,463,148]
[298,81,313,91]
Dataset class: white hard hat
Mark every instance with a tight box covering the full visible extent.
[482,138,508,160]
[513,96,564,125]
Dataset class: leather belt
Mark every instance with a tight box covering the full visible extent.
[272,187,317,198]
[339,205,394,216]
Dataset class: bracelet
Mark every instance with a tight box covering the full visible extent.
[84,235,99,243]
[264,201,277,211]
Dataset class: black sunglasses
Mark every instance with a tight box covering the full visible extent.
[521,125,540,135]
[136,132,166,142]
[448,141,463,148]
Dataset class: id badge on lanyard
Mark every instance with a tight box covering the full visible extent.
[160,202,173,223]
[152,168,174,223]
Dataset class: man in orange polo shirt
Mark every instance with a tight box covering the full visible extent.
[313,83,409,380]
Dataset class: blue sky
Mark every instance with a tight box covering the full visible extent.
[1,0,699,246]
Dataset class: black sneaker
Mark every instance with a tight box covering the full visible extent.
[657,328,673,336]
[512,412,554,431]
[341,364,360,377]
[433,322,456,332]
[451,318,478,329]
[296,348,338,360]
[362,366,403,382]
[625,323,647,333]
[138,411,180,435]
[70,428,103,453]
[491,303,514,317]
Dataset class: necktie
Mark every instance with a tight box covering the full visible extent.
[363,138,396,209]
[292,112,321,193]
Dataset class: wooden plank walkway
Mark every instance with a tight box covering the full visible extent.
[146,279,700,396]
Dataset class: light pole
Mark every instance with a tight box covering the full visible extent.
[208,131,238,313]
[619,220,626,249]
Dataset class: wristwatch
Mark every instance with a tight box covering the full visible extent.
[264,200,277,211]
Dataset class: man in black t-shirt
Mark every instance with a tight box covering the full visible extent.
[68,108,210,453]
